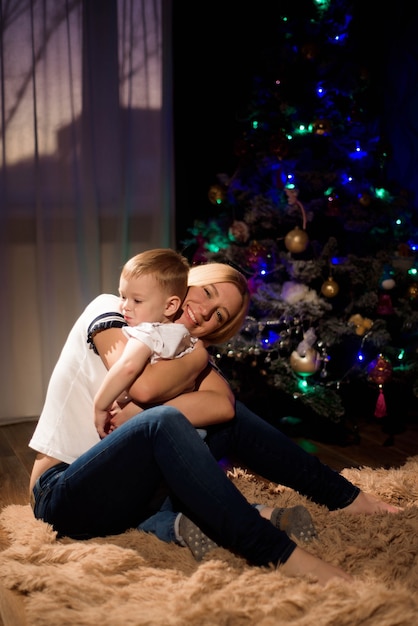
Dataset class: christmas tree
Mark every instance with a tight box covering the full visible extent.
[180,0,418,439]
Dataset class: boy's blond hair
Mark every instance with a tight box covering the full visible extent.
[121,249,190,301]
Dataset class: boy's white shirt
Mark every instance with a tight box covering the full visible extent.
[95,322,197,411]
[123,322,197,363]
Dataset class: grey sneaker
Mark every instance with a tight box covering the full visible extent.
[271,505,317,543]
[178,514,219,561]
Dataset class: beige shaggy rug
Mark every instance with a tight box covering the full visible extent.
[1,459,418,626]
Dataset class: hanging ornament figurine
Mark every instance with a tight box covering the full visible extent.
[290,328,321,377]
[367,354,393,418]
[379,265,396,290]
[283,187,309,254]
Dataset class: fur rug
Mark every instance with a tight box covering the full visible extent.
[1,459,418,626]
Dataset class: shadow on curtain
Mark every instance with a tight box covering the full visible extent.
[0,0,173,422]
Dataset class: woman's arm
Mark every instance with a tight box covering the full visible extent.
[110,364,235,430]
[93,326,209,403]
[93,325,235,428]
[127,339,209,403]
[162,364,236,426]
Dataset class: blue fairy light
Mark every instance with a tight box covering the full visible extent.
[349,143,368,160]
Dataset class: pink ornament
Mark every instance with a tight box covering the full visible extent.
[367,354,392,419]
[367,354,392,386]
[247,276,264,295]
[376,293,394,315]
[192,235,208,264]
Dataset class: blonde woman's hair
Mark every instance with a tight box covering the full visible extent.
[121,249,190,301]
[187,263,250,344]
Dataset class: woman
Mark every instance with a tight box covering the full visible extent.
[29,258,397,585]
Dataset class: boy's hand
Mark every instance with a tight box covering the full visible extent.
[94,407,113,438]
[108,401,144,430]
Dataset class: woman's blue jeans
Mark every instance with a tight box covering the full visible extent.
[32,402,359,566]
[139,400,359,541]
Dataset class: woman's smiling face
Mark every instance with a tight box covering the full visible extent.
[176,282,244,340]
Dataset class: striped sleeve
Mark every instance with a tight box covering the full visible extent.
[87,311,127,354]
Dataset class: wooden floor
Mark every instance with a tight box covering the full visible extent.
[0,421,36,513]
[288,415,418,472]
[1,414,418,514]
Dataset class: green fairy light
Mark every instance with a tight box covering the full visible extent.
[297,379,309,392]
[314,0,331,15]
[375,187,392,202]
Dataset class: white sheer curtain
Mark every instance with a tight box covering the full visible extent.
[0,0,174,423]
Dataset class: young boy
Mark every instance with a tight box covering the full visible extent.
[93,248,197,438]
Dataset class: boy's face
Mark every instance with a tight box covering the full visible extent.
[118,274,171,326]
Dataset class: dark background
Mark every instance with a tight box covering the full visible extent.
[172,1,418,250]
[171,1,418,442]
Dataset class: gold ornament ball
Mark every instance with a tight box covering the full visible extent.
[301,41,319,60]
[359,192,372,207]
[290,348,320,376]
[321,277,339,298]
[408,284,418,301]
[313,118,331,135]
[284,227,309,253]
[208,184,225,205]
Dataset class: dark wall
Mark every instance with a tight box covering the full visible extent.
[172,2,418,250]
[172,3,283,247]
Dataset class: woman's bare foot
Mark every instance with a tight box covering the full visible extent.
[342,490,402,515]
[279,546,353,585]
